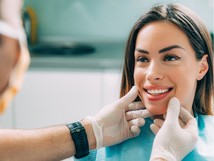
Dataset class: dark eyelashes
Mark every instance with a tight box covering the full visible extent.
[136,55,181,62]
[163,55,181,61]
[136,56,149,62]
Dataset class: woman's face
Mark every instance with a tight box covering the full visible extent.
[134,21,208,115]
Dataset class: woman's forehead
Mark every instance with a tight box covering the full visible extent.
[135,21,192,50]
[138,21,184,39]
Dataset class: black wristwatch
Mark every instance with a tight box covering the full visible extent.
[66,122,89,159]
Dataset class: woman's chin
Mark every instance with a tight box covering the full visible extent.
[147,106,167,116]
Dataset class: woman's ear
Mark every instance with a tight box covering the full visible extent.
[197,54,209,80]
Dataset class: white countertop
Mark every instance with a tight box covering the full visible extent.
[29,42,125,70]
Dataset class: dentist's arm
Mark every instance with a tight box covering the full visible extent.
[0,86,148,161]
[150,97,198,161]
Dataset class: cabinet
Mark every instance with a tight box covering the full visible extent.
[13,69,121,129]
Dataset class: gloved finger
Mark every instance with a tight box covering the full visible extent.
[162,112,186,127]
[131,126,140,137]
[117,86,138,108]
[150,124,160,135]
[178,117,186,128]
[164,102,191,128]
[165,97,180,124]
[154,119,164,128]
[126,101,144,111]
[126,109,151,120]
[179,106,194,123]
[179,107,197,131]
[128,118,145,127]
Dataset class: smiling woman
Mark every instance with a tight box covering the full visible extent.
[118,3,214,160]
[120,4,213,116]
[75,3,214,161]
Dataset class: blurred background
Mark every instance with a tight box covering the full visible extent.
[0,1,213,160]
[22,0,213,43]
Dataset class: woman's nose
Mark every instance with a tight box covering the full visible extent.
[146,63,164,82]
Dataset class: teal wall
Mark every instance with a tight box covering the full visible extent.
[24,0,214,43]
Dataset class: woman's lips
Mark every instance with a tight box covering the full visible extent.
[144,87,173,101]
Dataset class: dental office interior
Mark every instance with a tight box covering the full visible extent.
[0,0,213,161]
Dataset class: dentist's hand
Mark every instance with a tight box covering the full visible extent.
[86,86,150,149]
[150,97,198,161]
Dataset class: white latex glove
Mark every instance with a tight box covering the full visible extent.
[150,97,198,161]
[86,86,150,149]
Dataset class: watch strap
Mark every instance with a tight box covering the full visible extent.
[67,122,89,159]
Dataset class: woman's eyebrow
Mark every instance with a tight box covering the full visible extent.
[135,45,185,55]
[135,48,149,54]
[159,45,185,53]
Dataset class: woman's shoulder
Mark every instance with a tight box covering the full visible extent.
[197,113,214,124]
[197,114,214,130]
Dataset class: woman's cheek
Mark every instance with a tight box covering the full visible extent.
[134,68,143,86]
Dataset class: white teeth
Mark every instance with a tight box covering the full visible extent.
[147,89,169,95]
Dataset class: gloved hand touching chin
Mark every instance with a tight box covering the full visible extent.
[150,97,198,161]
[85,86,151,149]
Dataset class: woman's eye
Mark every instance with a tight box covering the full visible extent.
[163,55,180,61]
[137,56,149,62]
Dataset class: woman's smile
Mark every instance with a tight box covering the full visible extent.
[143,86,173,101]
